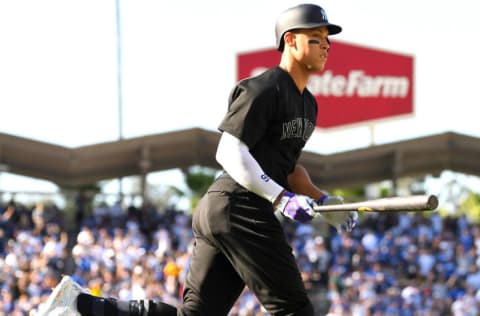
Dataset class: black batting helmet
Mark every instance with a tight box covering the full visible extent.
[275,4,342,51]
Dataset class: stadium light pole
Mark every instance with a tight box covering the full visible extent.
[115,0,123,141]
[115,0,124,201]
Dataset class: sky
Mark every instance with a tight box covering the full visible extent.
[1,0,479,199]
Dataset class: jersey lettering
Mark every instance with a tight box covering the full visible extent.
[280,118,315,141]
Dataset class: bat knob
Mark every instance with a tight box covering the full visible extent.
[427,195,439,210]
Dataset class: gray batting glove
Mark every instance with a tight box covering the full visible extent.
[316,195,358,233]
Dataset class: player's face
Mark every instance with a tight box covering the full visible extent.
[291,27,330,72]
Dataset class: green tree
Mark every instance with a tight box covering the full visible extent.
[182,166,219,211]
[459,191,480,223]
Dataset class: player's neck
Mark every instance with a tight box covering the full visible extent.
[279,61,310,94]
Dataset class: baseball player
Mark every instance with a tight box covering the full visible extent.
[37,3,357,316]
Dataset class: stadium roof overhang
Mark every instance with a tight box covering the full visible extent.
[1,128,479,190]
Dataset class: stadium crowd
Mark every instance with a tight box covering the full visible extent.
[1,197,480,315]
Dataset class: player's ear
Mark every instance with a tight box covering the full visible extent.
[283,31,297,50]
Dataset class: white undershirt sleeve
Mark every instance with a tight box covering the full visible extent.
[216,132,284,204]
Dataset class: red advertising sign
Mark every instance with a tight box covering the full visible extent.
[237,41,414,128]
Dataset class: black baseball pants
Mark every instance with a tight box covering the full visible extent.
[179,176,314,316]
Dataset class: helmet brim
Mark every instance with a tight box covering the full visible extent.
[291,22,342,35]
[277,23,342,51]
[326,23,342,35]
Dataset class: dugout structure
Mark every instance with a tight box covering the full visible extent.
[0,128,479,194]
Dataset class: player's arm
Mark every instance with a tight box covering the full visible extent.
[215,131,284,204]
[216,132,315,223]
[287,164,327,201]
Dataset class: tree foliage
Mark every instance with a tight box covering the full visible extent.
[183,166,218,210]
[459,191,480,223]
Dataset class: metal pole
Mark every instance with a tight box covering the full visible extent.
[115,0,123,140]
[115,0,124,201]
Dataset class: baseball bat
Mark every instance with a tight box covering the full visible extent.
[313,194,438,213]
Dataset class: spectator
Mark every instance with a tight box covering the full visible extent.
[3,196,480,315]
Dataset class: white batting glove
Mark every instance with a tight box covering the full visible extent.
[316,195,358,233]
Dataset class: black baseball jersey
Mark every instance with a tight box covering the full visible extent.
[218,66,317,189]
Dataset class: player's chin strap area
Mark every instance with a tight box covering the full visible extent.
[215,132,284,204]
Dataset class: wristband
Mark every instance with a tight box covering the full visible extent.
[318,195,329,205]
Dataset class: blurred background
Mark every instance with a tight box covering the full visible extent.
[1,1,480,315]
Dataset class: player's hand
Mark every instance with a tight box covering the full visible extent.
[275,191,315,223]
[316,195,358,233]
